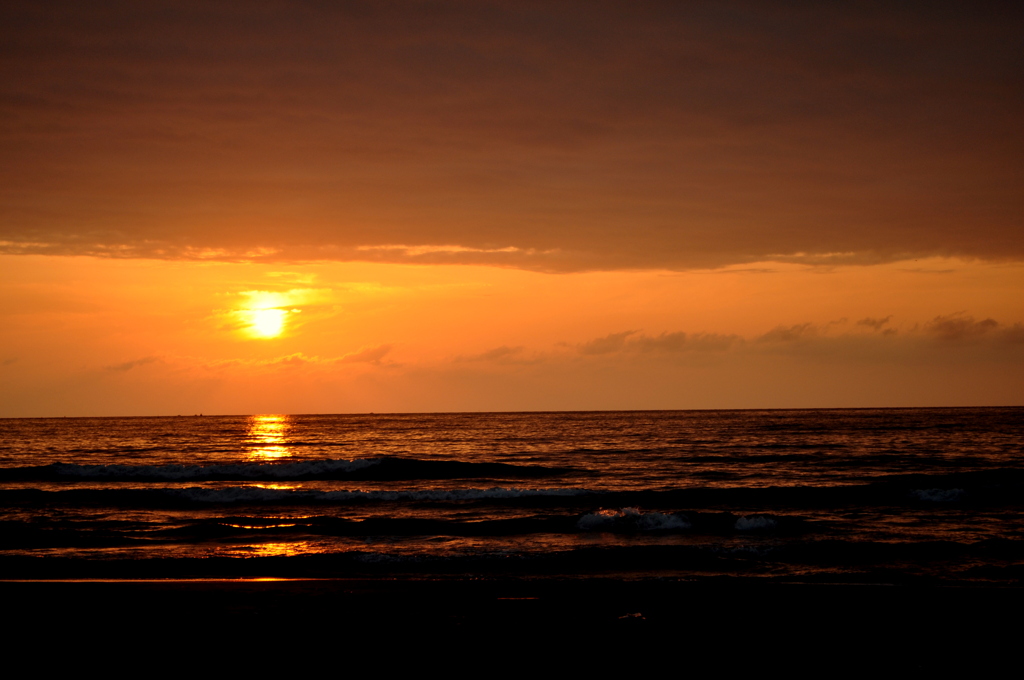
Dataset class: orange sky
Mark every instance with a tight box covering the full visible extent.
[1,2,1022,415]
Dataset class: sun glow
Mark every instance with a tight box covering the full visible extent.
[234,288,318,339]
[238,291,289,338]
[249,308,287,338]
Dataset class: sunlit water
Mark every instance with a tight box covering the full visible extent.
[1,408,1021,582]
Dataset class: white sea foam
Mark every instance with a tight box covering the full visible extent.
[911,488,965,502]
[577,507,691,531]
[734,515,777,530]
[714,545,773,557]
[637,511,692,531]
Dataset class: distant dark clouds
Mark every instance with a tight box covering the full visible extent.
[926,314,1024,344]
[456,345,526,363]
[633,332,740,353]
[198,345,393,370]
[105,356,160,372]
[857,316,891,330]
[577,330,740,355]
[578,331,637,355]
[2,1,1022,270]
[565,314,1024,364]
[758,323,818,343]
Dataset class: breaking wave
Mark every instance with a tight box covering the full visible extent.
[577,507,692,531]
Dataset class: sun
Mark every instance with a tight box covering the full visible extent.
[235,289,308,339]
[248,308,287,338]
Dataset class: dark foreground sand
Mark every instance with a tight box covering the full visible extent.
[3,578,1018,670]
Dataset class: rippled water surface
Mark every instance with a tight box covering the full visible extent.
[1,408,1022,582]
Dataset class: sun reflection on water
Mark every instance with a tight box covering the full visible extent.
[245,414,292,459]
[223,523,298,530]
[236,542,317,557]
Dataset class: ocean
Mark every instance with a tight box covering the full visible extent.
[2,407,1021,584]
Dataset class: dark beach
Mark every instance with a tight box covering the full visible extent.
[5,576,1019,670]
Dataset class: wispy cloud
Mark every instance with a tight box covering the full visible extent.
[456,346,526,363]
[338,345,393,365]
[572,331,740,356]
[857,316,892,331]
[926,314,999,342]
[578,331,637,355]
[633,332,739,353]
[105,356,161,372]
[925,314,1024,344]
[757,324,817,343]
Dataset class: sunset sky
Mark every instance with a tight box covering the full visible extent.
[2,1,1021,416]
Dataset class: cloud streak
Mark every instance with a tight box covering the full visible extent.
[338,345,393,365]
[857,316,891,331]
[926,314,1024,344]
[105,356,161,372]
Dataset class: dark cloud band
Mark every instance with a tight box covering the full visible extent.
[2,1,1021,270]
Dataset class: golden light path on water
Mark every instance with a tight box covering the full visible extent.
[222,542,320,558]
[245,414,292,459]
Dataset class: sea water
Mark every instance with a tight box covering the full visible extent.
[0,408,1021,582]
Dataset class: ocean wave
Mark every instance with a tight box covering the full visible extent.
[577,507,692,531]
[174,486,588,504]
[910,488,965,502]
[0,458,568,482]
[734,515,778,531]
[0,485,592,507]
[577,508,787,533]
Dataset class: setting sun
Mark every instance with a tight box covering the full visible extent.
[248,308,287,338]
